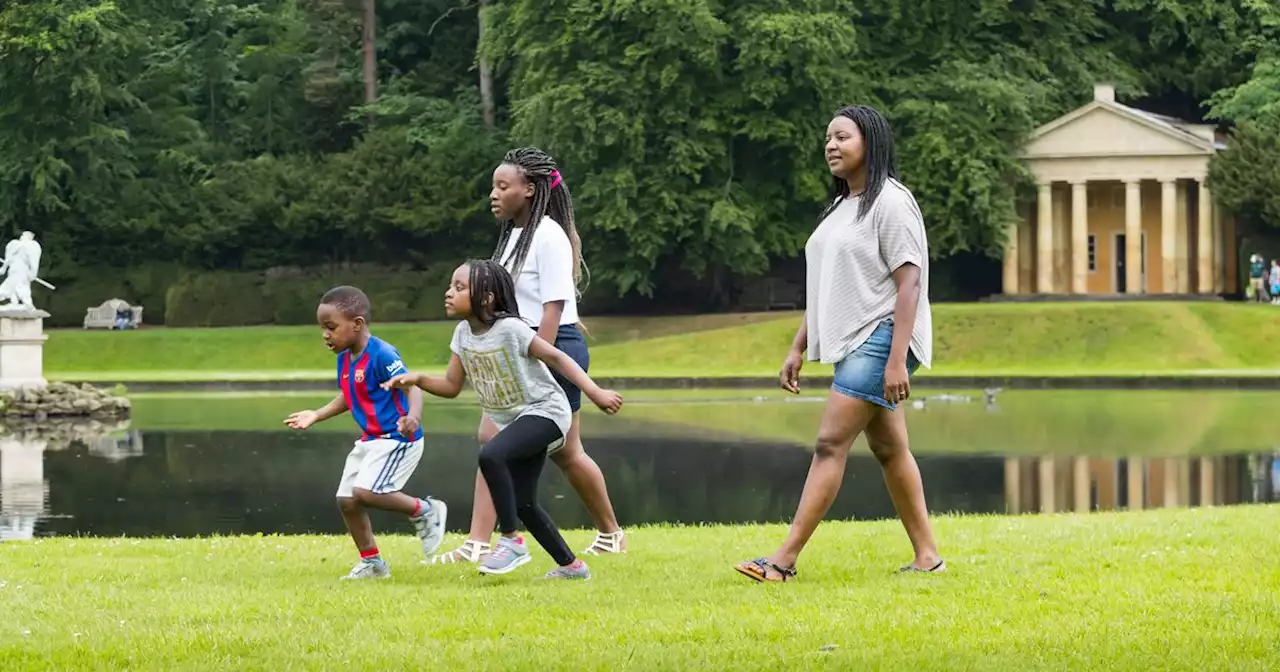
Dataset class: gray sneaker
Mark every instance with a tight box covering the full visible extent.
[478,535,531,575]
[341,558,391,580]
[542,561,591,580]
[410,497,448,557]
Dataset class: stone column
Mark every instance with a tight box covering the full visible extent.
[1213,203,1225,293]
[1018,217,1033,294]
[1124,180,1143,293]
[1197,180,1213,293]
[1175,181,1189,292]
[1053,188,1069,293]
[1002,219,1019,294]
[1160,180,1177,294]
[1037,182,1054,293]
[1071,181,1088,294]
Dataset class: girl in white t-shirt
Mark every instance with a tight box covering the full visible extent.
[429,147,628,564]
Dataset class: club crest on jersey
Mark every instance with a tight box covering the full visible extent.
[354,368,365,383]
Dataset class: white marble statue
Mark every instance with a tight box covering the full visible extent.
[0,232,53,310]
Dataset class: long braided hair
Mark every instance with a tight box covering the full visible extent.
[465,259,522,327]
[817,105,900,223]
[490,147,587,293]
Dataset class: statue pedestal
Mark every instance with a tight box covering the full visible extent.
[0,309,49,390]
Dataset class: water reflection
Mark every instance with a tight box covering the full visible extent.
[0,418,139,540]
[2,392,1279,540]
[1002,455,1278,514]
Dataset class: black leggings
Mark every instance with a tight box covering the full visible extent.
[477,415,575,566]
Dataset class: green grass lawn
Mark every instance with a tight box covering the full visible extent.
[2,506,1277,669]
[44,302,1280,381]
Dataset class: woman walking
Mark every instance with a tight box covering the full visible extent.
[734,105,944,582]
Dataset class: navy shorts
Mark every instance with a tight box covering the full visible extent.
[549,324,590,412]
[831,318,919,410]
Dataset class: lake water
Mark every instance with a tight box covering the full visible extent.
[2,389,1278,540]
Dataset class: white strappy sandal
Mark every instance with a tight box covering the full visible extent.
[582,530,627,555]
[426,539,491,564]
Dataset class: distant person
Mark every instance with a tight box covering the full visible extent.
[1270,260,1280,306]
[284,285,447,580]
[734,105,944,582]
[430,148,626,564]
[1248,254,1267,302]
[114,306,132,330]
[385,260,623,579]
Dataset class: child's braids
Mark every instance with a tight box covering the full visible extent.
[491,147,587,292]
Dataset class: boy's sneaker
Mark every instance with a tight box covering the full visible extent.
[342,558,391,580]
[410,497,448,557]
[478,535,532,575]
[542,560,591,580]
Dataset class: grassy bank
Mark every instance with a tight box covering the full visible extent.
[2,507,1277,669]
[45,302,1280,381]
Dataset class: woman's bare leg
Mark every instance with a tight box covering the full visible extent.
[764,392,878,569]
[864,404,941,569]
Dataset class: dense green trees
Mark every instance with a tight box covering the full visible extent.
[1,0,1277,323]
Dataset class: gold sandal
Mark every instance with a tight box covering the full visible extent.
[898,560,946,573]
[734,557,797,583]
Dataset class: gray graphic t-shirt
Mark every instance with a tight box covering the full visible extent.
[449,317,572,445]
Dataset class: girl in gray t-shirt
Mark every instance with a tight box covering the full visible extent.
[384,260,623,580]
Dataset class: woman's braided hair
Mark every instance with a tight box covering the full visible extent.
[490,147,587,293]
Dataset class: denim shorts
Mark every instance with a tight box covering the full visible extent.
[831,319,920,410]
[549,324,590,412]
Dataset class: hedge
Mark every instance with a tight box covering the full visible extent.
[163,262,460,327]
[37,263,187,328]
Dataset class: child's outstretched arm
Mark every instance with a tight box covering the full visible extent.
[383,354,466,399]
[396,386,424,437]
[284,393,347,430]
[528,336,623,414]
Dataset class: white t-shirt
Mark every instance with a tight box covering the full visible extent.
[498,216,579,327]
[804,178,932,368]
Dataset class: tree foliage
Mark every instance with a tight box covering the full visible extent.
[0,0,1277,309]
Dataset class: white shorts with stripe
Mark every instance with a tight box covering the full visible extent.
[335,437,424,498]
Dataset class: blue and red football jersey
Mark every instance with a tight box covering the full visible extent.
[336,336,423,442]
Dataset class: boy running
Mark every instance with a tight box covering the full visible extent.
[285,285,448,580]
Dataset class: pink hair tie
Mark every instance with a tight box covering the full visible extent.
[549,171,563,189]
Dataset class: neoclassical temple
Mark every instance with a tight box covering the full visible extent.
[1004,84,1239,296]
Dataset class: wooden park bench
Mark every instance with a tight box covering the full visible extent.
[737,277,803,312]
[84,299,144,330]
